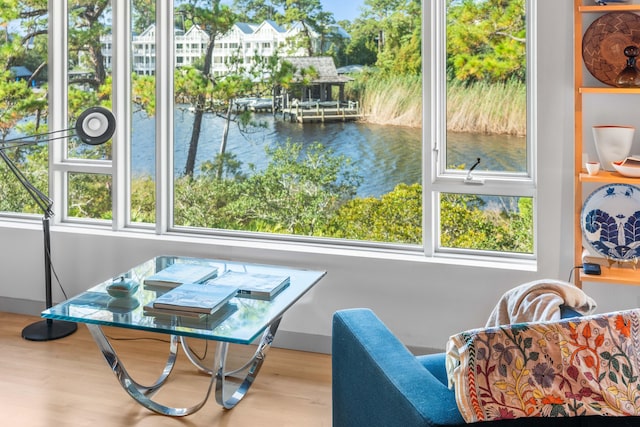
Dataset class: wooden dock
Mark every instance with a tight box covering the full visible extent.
[283,101,362,123]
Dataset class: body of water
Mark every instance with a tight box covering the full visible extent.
[131,110,525,198]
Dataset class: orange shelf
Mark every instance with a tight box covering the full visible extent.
[579,5,640,13]
[579,170,640,184]
[580,87,640,94]
[580,266,640,286]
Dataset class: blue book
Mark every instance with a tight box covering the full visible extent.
[152,283,239,314]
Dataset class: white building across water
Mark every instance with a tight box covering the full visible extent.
[101,20,350,77]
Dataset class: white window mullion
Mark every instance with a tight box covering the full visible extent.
[527,0,538,259]
[424,0,442,257]
[111,1,132,230]
[155,0,174,234]
[526,0,538,186]
[48,1,68,224]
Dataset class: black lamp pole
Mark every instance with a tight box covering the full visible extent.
[0,106,115,341]
[0,148,77,340]
[23,217,78,340]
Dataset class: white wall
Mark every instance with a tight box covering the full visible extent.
[1,2,639,353]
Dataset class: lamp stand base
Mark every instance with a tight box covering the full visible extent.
[22,319,77,341]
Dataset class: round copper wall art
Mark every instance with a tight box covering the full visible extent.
[582,12,640,86]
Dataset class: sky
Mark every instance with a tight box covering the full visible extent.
[321,0,366,22]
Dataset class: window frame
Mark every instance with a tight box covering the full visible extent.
[41,0,537,263]
[425,0,537,259]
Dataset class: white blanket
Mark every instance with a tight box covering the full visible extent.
[484,279,597,327]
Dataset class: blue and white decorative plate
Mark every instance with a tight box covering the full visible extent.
[581,184,640,261]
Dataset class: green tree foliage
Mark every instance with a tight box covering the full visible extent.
[368,0,421,75]
[343,0,420,75]
[446,0,526,83]
[326,182,422,244]
[132,73,156,116]
[0,71,41,139]
[132,0,155,34]
[1,1,48,84]
[277,0,326,56]
[0,0,47,115]
[130,175,155,223]
[0,144,48,214]
[174,141,362,235]
[322,182,532,253]
[440,193,532,253]
[232,0,279,22]
[237,141,361,235]
[339,17,378,67]
[175,0,239,176]
[67,1,111,88]
[67,173,112,219]
[346,0,524,81]
[0,0,49,214]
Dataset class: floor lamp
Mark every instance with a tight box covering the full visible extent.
[0,107,116,341]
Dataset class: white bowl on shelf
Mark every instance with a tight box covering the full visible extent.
[612,159,640,178]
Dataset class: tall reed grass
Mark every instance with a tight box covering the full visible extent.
[351,74,526,136]
[446,79,526,136]
[355,74,423,128]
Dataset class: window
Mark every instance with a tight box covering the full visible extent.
[2,0,535,262]
[429,0,534,256]
[131,0,157,225]
[0,2,49,216]
[65,1,113,222]
[168,1,425,248]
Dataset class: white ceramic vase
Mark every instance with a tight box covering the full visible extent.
[592,125,635,171]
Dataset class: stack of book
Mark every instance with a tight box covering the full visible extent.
[144,282,239,318]
[150,302,238,329]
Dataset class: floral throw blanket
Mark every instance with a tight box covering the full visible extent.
[446,309,640,422]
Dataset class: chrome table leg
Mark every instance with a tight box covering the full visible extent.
[86,318,282,414]
[86,324,214,416]
[213,318,282,409]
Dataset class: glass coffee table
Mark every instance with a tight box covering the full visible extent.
[42,255,326,416]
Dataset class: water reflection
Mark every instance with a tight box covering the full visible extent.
[446,131,526,173]
[131,111,524,198]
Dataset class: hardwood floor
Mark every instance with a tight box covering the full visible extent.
[0,312,332,427]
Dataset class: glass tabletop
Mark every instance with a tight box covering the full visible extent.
[42,256,326,345]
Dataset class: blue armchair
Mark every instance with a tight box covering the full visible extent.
[332,308,640,427]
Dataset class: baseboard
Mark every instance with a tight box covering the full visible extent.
[0,296,44,316]
[272,330,332,354]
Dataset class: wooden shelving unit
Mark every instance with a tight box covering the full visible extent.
[574,0,640,287]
